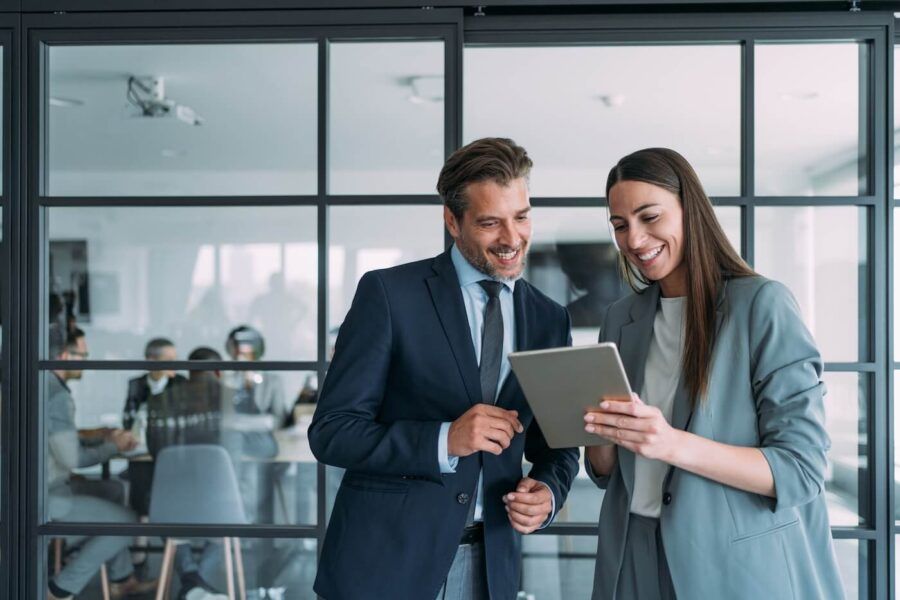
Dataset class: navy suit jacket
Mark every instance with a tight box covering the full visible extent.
[309,250,579,600]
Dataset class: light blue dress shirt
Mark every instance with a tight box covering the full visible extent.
[438,244,554,524]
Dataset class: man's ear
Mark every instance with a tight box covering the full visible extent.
[444,206,460,239]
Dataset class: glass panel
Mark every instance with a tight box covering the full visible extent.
[41,369,317,525]
[894,47,900,199]
[43,535,316,599]
[465,45,741,197]
[520,534,596,599]
[833,538,865,600]
[754,206,867,362]
[329,41,444,194]
[822,372,864,526]
[713,205,742,256]
[895,371,900,521]
[45,206,317,360]
[47,44,317,196]
[328,205,443,332]
[895,208,899,361]
[755,43,864,196]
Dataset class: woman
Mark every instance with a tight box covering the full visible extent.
[584,148,842,599]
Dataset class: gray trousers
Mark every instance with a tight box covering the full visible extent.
[435,542,489,600]
[48,481,136,594]
[615,513,676,600]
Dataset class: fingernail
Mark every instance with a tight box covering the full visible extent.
[508,494,515,501]
[584,414,594,423]
[599,402,609,409]
[505,505,510,512]
[585,425,595,433]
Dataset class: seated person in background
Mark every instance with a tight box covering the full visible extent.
[222,325,288,525]
[46,327,157,600]
[122,337,187,518]
[164,347,229,600]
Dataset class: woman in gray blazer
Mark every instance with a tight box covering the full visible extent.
[583,148,843,599]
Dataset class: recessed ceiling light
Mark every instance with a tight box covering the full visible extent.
[160,149,186,159]
[779,91,819,101]
[49,97,85,108]
[596,94,625,108]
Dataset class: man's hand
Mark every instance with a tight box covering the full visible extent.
[447,404,523,458]
[503,477,552,534]
[107,429,138,453]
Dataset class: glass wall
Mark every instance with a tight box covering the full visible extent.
[16,11,891,600]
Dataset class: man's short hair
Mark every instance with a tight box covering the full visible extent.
[144,337,175,360]
[49,325,85,359]
[188,346,222,361]
[436,137,533,220]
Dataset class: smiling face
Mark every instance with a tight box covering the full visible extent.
[444,177,532,281]
[608,179,688,297]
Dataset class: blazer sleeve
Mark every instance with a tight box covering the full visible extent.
[308,270,443,482]
[750,280,830,513]
[524,308,580,519]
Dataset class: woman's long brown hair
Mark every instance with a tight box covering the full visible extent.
[606,148,756,404]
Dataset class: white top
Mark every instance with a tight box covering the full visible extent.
[630,296,686,518]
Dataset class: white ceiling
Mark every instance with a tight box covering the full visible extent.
[46,40,863,197]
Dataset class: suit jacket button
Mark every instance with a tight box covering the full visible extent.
[457,493,470,505]
[662,492,672,506]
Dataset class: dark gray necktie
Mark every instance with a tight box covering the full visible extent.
[478,280,504,406]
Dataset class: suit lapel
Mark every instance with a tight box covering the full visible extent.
[616,284,659,496]
[426,251,482,407]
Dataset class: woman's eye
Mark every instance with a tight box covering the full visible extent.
[642,214,659,223]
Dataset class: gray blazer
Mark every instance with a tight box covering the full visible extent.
[589,276,843,600]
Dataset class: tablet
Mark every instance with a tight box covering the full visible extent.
[508,342,632,449]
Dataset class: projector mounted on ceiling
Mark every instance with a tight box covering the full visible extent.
[127,75,204,126]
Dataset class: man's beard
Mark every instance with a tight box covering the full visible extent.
[456,237,527,282]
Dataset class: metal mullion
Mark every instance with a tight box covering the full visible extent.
[750,196,879,206]
[24,11,463,33]
[832,527,879,541]
[39,196,319,207]
[327,195,442,205]
[316,33,328,572]
[463,12,893,36]
[37,360,317,371]
[824,363,878,372]
[741,37,754,265]
[869,26,890,600]
[38,522,319,539]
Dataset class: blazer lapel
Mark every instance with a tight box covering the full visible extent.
[616,284,659,496]
[426,251,482,407]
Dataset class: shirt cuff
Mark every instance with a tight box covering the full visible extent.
[438,422,459,474]
[534,479,556,529]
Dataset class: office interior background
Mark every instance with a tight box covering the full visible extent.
[0,0,899,598]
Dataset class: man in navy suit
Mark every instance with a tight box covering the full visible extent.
[309,138,579,600]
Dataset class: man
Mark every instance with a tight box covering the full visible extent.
[46,327,157,600]
[309,138,579,600]
[122,337,188,521]
[123,337,188,431]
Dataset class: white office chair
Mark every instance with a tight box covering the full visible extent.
[149,445,248,600]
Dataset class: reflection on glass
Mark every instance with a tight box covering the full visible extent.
[465,45,741,197]
[43,536,316,599]
[834,539,865,600]
[821,372,863,526]
[329,41,444,194]
[528,207,627,347]
[894,47,900,199]
[755,43,864,196]
[47,44,317,196]
[41,368,317,526]
[754,206,866,362]
[521,535,596,599]
[328,205,443,332]
[46,206,317,360]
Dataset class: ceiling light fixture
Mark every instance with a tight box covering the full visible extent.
[127,75,204,126]
[398,75,444,104]
[779,91,820,101]
[596,94,626,108]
